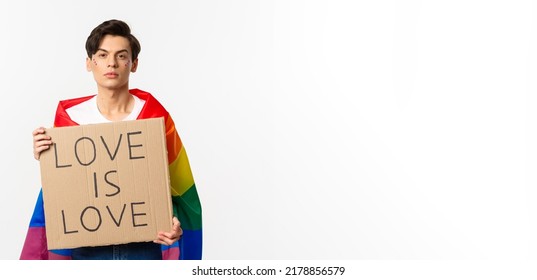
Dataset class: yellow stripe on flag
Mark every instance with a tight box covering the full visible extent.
[169,147,195,196]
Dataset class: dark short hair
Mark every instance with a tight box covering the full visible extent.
[85,19,141,60]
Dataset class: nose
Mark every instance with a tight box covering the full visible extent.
[107,56,118,68]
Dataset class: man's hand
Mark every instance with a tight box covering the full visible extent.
[33,127,52,160]
[154,217,183,246]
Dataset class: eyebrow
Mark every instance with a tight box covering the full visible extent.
[97,48,129,54]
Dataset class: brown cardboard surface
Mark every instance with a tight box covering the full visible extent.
[39,117,172,250]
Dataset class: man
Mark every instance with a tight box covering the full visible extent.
[20,19,202,260]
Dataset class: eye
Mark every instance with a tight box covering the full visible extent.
[98,53,107,58]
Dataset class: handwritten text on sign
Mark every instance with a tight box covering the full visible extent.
[53,131,147,233]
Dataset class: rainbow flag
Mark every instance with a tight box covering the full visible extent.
[20,89,202,260]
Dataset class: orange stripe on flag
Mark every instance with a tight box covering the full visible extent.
[165,116,183,164]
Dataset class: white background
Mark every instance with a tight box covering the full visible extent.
[0,0,535,260]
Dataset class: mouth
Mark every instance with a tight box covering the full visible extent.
[104,72,118,78]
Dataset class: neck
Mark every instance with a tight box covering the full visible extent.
[96,87,134,120]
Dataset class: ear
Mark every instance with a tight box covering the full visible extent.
[131,58,139,73]
[86,57,92,72]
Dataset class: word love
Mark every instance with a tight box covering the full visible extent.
[53,131,145,168]
[62,202,148,234]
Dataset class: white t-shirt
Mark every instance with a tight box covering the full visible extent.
[65,95,145,125]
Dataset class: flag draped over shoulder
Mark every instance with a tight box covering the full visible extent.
[20,88,202,260]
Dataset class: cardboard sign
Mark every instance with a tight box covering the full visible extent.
[39,118,173,250]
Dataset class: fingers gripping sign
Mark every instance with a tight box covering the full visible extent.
[154,217,183,246]
[33,127,52,160]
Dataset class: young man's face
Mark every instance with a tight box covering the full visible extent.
[86,34,138,92]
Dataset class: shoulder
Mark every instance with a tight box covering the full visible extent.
[131,88,170,120]
[58,95,96,110]
[54,94,96,127]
